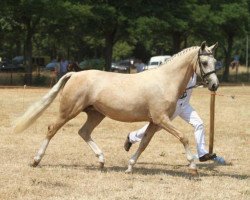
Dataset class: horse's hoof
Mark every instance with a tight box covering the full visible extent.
[125,165,133,174]
[30,160,39,167]
[125,169,133,174]
[188,168,198,176]
[99,162,104,169]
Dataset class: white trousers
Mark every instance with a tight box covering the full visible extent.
[129,102,208,158]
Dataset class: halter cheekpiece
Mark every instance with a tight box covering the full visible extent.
[197,51,216,81]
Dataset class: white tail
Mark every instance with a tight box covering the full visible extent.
[13,72,75,133]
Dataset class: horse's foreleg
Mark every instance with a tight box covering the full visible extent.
[159,116,197,174]
[126,123,158,173]
[78,110,105,169]
[32,118,67,167]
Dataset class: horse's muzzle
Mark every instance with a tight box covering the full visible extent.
[212,83,218,91]
[207,74,219,91]
[209,83,219,91]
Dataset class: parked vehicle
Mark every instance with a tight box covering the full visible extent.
[144,55,171,70]
[111,59,133,73]
[0,58,25,71]
[12,55,49,67]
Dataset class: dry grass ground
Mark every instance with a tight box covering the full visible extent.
[0,85,249,200]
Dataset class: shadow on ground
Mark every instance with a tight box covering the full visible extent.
[40,161,248,180]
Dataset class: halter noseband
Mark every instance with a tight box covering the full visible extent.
[197,51,216,81]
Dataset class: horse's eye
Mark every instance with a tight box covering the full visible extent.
[202,61,208,66]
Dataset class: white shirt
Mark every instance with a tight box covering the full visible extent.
[178,74,197,105]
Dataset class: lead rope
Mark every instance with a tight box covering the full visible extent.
[186,82,206,91]
[179,82,206,99]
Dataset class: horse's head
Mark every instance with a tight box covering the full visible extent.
[196,41,219,91]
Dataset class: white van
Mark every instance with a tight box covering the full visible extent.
[145,55,171,70]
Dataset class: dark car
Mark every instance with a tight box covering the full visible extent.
[0,58,25,71]
[111,59,133,73]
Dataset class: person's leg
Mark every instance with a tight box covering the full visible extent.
[178,104,210,158]
[124,103,181,151]
[129,124,150,143]
[124,124,156,151]
[180,104,226,164]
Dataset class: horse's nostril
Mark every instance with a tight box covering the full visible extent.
[212,84,217,91]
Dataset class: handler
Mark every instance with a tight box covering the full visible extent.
[124,74,225,164]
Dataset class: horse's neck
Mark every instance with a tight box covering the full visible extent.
[159,48,198,97]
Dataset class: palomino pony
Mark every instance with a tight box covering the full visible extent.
[13,41,219,174]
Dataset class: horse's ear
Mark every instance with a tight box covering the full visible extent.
[209,42,218,52]
[200,41,206,51]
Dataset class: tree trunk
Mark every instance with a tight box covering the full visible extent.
[104,28,117,71]
[67,46,70,60]
[104,36,113,71]
[172,32,182,54]
[15,39,22,56]
[183,34,188,49]
[51,43,57,60]
[24,29,33,85]
[222,35,234,82]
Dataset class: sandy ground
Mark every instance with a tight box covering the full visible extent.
[0,85,249,200]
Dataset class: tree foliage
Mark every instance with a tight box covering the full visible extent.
[0,0,249,83]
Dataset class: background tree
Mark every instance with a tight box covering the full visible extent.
[2,0,53,84]
[216,1,249,81]
[0,0,249,84]
[192,0,249,81]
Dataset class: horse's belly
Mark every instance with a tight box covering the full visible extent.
[93,103,149,122]
[111,112,149,122]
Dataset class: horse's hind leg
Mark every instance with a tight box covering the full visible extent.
[78,109,105,168]
[32,117,68,167]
